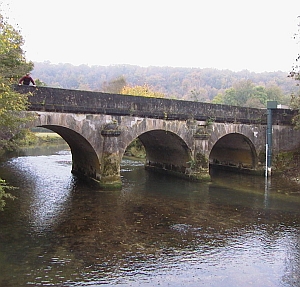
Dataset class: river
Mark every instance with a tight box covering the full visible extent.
[0,144,300,287]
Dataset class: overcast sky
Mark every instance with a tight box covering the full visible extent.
[1,0,300,72]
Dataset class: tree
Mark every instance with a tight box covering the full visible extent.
[121,83,165,98]
[246,86,267,108]
[0,14,33,80]
[290,16,300,81]
[232,80,255,106]
[211,93,224,104]
[0,179,15,211]
[212,79,286,108]
[188,88,208,102]
[35,78,47,87]
[0,11,34,210]
[289,16,300,128]
[102,76,127,94]
[223,87,238,106]
[0,12,33,148]
[266,85,284,103]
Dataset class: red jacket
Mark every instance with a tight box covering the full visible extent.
[19,75,36,86]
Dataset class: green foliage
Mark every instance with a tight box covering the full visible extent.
[0,10,33,209]
[35,78,47,87]
[273,151,294,171]
[0,178,15,211]
[223,87,238,106]
[0,14,33,80]
[211,93,224,104]
[4,129,38,151]
[290,93,300,129]
[0,79,30,136]
[124,138,146,159]
[0,10,34,146]
[212,79,285,108]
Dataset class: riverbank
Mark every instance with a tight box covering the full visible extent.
[275,150,300,185]
[0,131,67,160]
[33,132,64,142]
[281,166,300,184]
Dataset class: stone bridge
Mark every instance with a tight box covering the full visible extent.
[15,85,300,190]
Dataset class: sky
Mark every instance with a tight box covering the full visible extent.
[1,0,300,73]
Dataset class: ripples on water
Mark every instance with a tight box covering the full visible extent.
[0,149,300,286]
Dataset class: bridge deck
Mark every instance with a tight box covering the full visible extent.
[15,85,294,125]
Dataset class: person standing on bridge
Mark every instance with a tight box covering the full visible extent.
[18,73,36,87]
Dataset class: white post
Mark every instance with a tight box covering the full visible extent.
[265,143,268,178]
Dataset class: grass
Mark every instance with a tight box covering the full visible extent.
[34,132,62,138]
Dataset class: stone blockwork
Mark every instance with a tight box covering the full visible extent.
[16,85,300,189]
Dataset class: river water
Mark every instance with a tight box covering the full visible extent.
[0,145,300,287]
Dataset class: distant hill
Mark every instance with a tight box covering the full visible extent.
[32,62,297,103]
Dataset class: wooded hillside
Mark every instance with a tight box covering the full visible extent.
[32,62,297,106]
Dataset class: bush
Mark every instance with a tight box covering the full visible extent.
[0,179,15,211]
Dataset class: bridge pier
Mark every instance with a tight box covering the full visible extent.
[99,123,122,190]
[191,132,210,181]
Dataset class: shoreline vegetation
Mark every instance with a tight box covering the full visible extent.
[7,130,66,149]
[0,131,68,160]
[34,132,65,142]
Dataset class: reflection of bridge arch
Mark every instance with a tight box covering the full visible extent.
[210,133,257,170]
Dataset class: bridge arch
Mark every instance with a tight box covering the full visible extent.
[133,130,192,174]
[36,125,101,182]
[120,129,192,174]
[209,132,258,170]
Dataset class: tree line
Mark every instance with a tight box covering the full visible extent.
[32,62,297,108]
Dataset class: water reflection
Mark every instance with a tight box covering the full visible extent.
[5,150,74,233]
[0,148,300,286]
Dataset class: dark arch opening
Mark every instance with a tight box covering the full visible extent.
[124,130,192,176]
[209,133,257,172]
[34,125,100,182]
